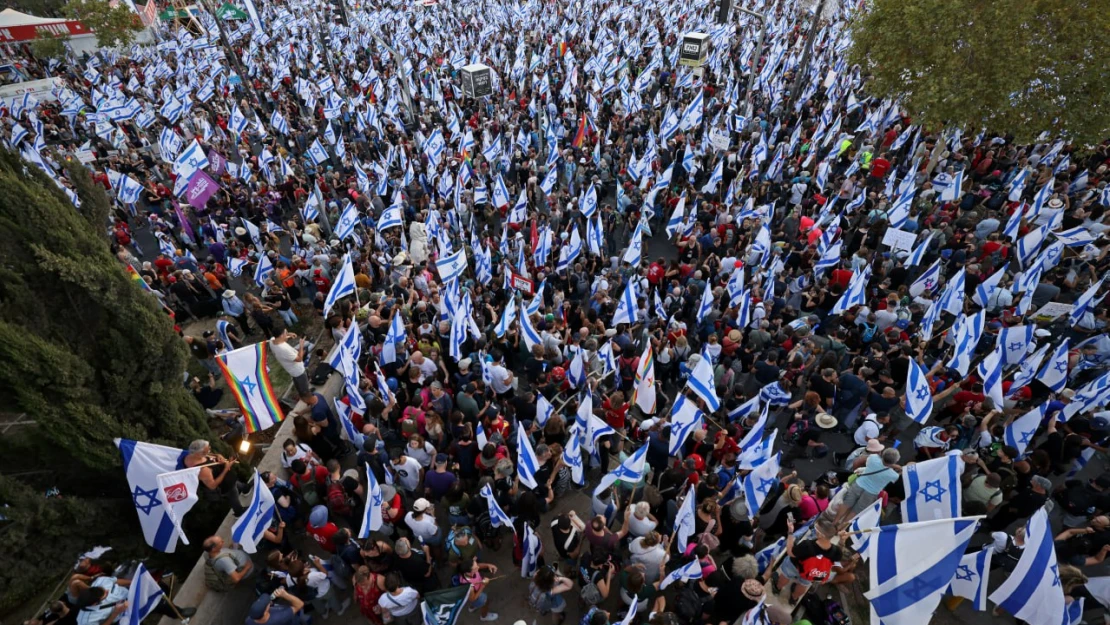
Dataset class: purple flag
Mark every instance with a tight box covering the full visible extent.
[172,199,197,242]
[207,149,227,176]
[185,170,220,210]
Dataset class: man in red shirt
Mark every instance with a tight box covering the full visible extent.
[307,504,339,552]
[312,269,331,296]
[647,258,665,286]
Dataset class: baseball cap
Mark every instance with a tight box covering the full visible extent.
[435,453,449,465]
[413,498,432,512]
[248,596,271,620]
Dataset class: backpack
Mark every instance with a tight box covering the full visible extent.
[326,478,353,518]
[578,565,603,606]
[293,472,321,507]
[785,418,812,445]
[446,526,474,559]
[826,599,851,625]
[673,584,704,624]
[619,357,636,384]
[994,465,1018,497]
[203,552,236,591]
[528,580,554,614]
[861,322,878,343]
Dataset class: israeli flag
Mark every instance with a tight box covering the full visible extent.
[905,358,934,424]
[519,304,543,351]
[673,483,697,548]
[622,221,645,266]
[831,265,871,314]
[120,563,165,625]
[173,139,209,181]
[902,452,963,522]
[612,278,638,326]
[938,268,967,316]
[887,189,915,229]
[1009,343,1050,396]
[686,356,720,412]
[494,297,517,338]
[480,483,514,529]
[118,175,145,204]
[580,182,598,218]
[567,349,586,389]
[1004,403,1046,456]
[563,425,586,486]
[229,104,249,134]
[989,509,1065,625]
[357,463,384,538]
[696,282,715,325]
[307,138,330,165]
[848,499,884,559]
[492,173,511,209]
[814,240,842,276]
[254,253,275,287]
[909,259,942,297]
[114,439,188,552]
[660,556,703,590]
[323,254,357,318]
[1053,226,1096,248]
[1037,340,1070,393]
[668,395,705,456]
[1017,223,1049,267]
[540,166,558,194]
[435,248,468,283]
[228,258,248,277]
[760,382,793,407]
[665,195,687,237]
[743,451,781,515]
[947,311,986,376]
[738,426,776,470]
[270,110,289,134]
[947,548,993,612]
[978,345,1006,408]
[679,89,704,131]
[594,444,647,496]
[997,325,1034,367]
[1069,278,1106,327]
[863,517,981,625]
[231,468,278,553]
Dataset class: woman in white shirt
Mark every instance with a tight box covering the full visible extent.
[404,434,437,468]
[378,572,422,625]
[628,502,658,538]
[279,438,318,470]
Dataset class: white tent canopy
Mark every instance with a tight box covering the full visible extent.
[0,8,70,29]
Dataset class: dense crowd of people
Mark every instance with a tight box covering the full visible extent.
[8,0,1110,623]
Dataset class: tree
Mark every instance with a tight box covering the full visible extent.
[29,30,67,60]
[847,0,1110,145]
[0,149,212,471]
[61,0,143,48]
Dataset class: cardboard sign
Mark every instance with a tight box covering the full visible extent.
[709,128,731,152]
[881,227,917,252]
[1032,302,1073,321]
[511,273,534,295]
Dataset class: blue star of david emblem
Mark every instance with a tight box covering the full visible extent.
[924,279,935,290]
[187,157,200,168]
[133,485,162,515]
[921,479,947,503]
[341,217,352,227]
[1048,247,1059,258]
[241,376,258,395]
[955,565,975,582]
[902,571,936,601]
[1018,429,1036,445]
[1051,564,1060,586]
[1055,361,1068,373]
[757,477,777,495]
[1010,342,1024,352]
[915,387,931,401]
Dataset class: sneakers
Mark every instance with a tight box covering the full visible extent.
[480,613,499,622]
[337,599,351,617]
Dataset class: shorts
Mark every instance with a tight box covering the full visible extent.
[421,531,444,547]
[549,594,567,613]
[469,591,488,609]
[292,372,311,397]
[840,483,880,515]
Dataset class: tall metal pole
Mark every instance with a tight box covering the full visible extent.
[368,32,416,126]
[788,0,827,114]
[736,7,767,120]
[196,0,265,114]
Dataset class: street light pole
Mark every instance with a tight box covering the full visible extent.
[196,0,265,113]
[788,0,827,114]
[735,7,767,121]
[368,31,417,126]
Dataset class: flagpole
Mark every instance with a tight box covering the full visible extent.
[842,515,987,535]
[162,573,191,624]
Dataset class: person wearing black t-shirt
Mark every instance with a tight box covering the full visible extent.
[776,517,856,603]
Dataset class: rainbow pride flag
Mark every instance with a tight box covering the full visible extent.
[572,113,588,148]
[216,343,285,434]
[127,264,153,293]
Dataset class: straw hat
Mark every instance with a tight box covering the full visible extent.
[815,413,838,429]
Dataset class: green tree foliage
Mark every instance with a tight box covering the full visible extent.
[0,149,211,470]
[6,0,67,18]
[847,0,1110,144]
[30,30,67,60]
[61,0,143,48]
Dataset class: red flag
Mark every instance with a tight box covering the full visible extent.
[530,218,539,253]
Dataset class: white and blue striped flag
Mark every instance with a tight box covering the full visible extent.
[1069,278,1106,327]
[905,231,934,268]
[358,463,383,538]
[612,278,638,326]
[307,138,330,165]
[901,451,963,522]
[743,451,781,515]
[848,499,883,559]
[435,249,468,283]
[988,508,1065,625]
[516,421,541,490]
[335,201,360,241]
[863,517,980,625]
[668,395,704,456]
[519,302,543,350]
[947,548,993,612]
[729,395,762,424]
[998,325,1035,367]
[695,282,715,325]
[480,483,514,529]
[594,443,647,496]
[323,253,356,318]
[115,439,189,552]
[580,183,598,218]
[521,524,542,578]
[673,483,697,548]
[660,557,703,590]
[253,253,274,287]
[905,358,934,424]
[831,265,871,314]
[494,297,517,338]
[563,425,585,486]
[120,563,165,625]
[909,259,942,297]
[685,355,721,412]
[1037,340,1070,393]
[173,139,209,181]
[231,468,278,552]
[1004,403,1046,456]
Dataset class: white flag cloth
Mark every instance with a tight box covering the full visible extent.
[848,499,883,560]
[904,358,934,425]
[536,394,555,428]
[1004,403,1047,456]
[743,451,782,516]
[594,443,648,495]
[516,422,541,489]
[989,508,1065,625]
[562,424,586,486]
[480,483,514,528]
[673,483,697,549]
[660,557,703,590]
[155,466,202,547]
[120,563,165,625]
[115,439,189,552]
[947,548,993,611]
[901,451,963,522]
[521,523,542,578]
[632,342,657,414]
[358,463,384,538]
[231,469,278,553]
[667,395,704,456]
[436,248,469,283]
[864,517,981,625]
[685,355,721,411]
[611,278,638,326]
[323,253,357,318]
[1037,340,1070,393]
